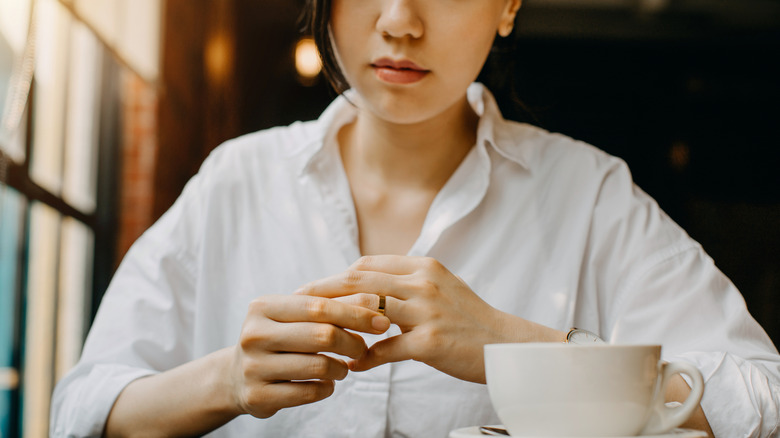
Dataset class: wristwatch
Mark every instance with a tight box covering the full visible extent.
[565,327,605,345]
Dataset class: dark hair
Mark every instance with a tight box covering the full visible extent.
[301,0,349,93]
[300,0,534,122]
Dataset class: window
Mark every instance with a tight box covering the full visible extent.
[0,0,122,435]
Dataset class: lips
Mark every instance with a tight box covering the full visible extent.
[372,58,427,71]
[371,57,430,85]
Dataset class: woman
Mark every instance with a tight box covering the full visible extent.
[51,0,779,436]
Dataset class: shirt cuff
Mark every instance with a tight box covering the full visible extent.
[670,352,780,437]
[51,363,157,437]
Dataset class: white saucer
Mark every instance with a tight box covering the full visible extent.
[449,425,708,438]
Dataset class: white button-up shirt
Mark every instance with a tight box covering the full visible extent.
[51,84,780,437]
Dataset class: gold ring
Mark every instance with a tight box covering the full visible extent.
[378,295,386,316]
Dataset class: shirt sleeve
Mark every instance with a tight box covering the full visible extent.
[49,157,209,437]
[587,158,780,437]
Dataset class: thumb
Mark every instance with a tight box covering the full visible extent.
[349,335,414,372]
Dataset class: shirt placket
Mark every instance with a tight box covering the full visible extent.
[305,141,394,437]
[305,126,493,438]
[407,141,492,258]
[306,141,362,266]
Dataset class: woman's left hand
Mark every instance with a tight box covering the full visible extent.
[296,255,562,383]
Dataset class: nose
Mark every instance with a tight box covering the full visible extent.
[376,0,424,40]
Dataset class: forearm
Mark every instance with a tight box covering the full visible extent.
[667,374,713,437]
[494,312,567,344]
[105,347,240,438]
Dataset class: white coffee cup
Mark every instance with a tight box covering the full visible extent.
[484,343,704,436]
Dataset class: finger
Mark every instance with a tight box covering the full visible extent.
[259,353,350,382]
[333,294,408,326]
[260,322,369,359]
[256,295,389,334]
[349,334,415,372]
[262,380,336,412]
[331,293,376,310]
[296,270,414,300]
[349,255,426,275]
[350,255,450,277]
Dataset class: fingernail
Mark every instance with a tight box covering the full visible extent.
[372,316,390,332]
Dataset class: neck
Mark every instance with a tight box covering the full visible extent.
[339,95,479,192]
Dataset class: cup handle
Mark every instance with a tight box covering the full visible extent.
[639,361,704,435]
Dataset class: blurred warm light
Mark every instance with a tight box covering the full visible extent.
[0,367,19,390]
[638,0,670,14]
[205,31,234,84]
[295,37,321,80]
[669,141,691,172]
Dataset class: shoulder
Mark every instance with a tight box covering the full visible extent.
[141,119,325,257]
[159,118,326,219]
[493,119,628,188]
[184,119,326,200]
[493,120,694,255]
[202,119,323,176]
[475,83,623,180]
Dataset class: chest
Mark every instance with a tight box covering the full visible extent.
[351,187,438,256]
[193,196,593,355]
[191,159,603,353]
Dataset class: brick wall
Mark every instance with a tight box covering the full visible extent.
[116,70,158,261]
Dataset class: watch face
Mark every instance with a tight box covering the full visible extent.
[568,329,605,345]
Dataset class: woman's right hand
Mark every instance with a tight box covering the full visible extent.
[229,294,391,418]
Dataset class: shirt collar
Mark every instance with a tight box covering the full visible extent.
[468,82,533,170]
[295,83,539,259]
[297,82,534,177]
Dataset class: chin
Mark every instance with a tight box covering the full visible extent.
[361,90,444,125]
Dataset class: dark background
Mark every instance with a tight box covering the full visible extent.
[157,0,780,346]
